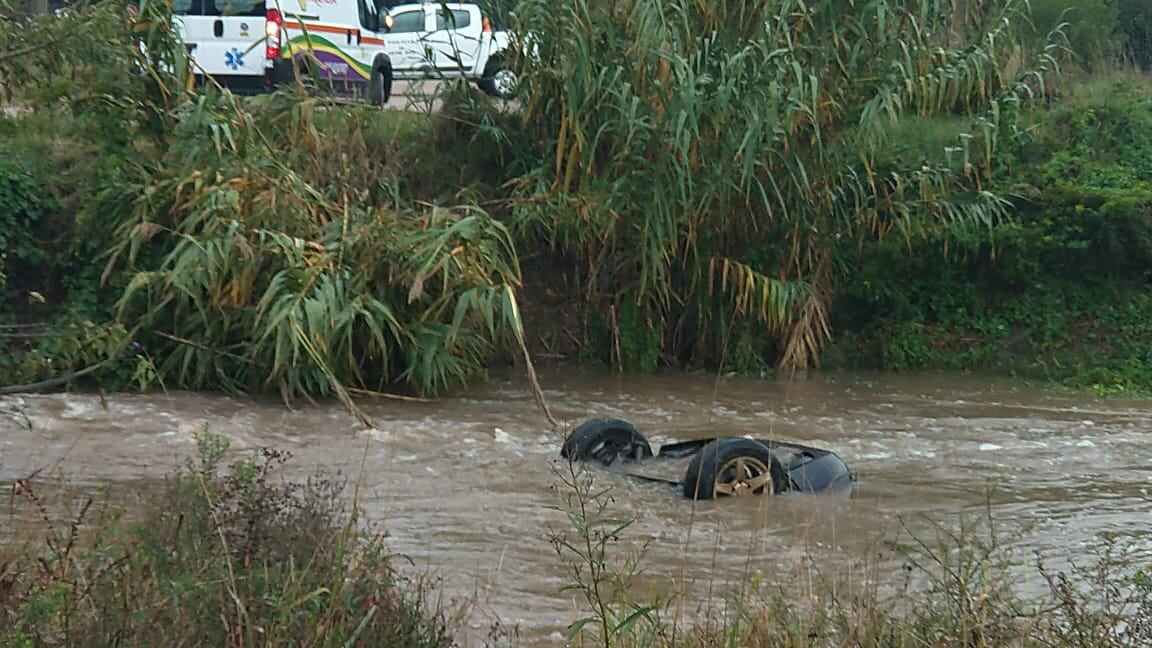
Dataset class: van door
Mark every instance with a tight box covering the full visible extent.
[179,0,270,82]
[380,2,434,73]
[424,3,483,73]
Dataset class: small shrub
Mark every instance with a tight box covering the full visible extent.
[547,459,666,646]
[0,431,452,647]
[0,151,58,298]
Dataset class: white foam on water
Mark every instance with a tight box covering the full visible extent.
[364,427,393,443]
[175,419,211,441]
[60,399,105,420]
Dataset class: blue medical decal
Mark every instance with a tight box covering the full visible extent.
[225,48,244,70]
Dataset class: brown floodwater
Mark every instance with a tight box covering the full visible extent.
[2,369,1150,644]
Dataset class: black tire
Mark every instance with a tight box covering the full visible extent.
[561,418,653,465]
[682,438,787,500]
[368,63,392,106]
[476,55,518,99]
[294,57,319,93]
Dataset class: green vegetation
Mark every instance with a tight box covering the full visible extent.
[827,73,1152,395]
[1,434,452,647]
[3,0,1152,399]
[4,2,1152,644]
[1,1,532,410]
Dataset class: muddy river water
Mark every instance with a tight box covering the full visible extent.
[2,370,1150,643]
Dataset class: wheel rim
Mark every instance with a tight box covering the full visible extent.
[493,69,517,96]
[714,456,773,497]
[589,439,632,464]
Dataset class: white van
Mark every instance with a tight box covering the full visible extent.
[167,0,271,93]
[378,1,518,98]
[173,0,395,103]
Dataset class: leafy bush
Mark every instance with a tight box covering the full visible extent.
[0,0,190,390]
[0,152,57,297]
[105,91,525,404]
[0,3,536,404]
[1117,0,1152,68]
[3,0,1151,400]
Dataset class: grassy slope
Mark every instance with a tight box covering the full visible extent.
[824,71,1152,395]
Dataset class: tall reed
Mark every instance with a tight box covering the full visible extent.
[507,0,1064,371]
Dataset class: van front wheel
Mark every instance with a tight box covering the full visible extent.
[368,65,392,106]
[477,56,518,99]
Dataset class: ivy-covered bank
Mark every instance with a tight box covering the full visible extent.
[826,75,1152,395]
[4,0,1152,400]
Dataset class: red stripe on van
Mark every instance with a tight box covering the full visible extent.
[283,21,351,36]
[283,22,385,48]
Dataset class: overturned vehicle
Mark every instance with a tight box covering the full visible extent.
[561,418,855,500]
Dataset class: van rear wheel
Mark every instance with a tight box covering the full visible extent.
[368,65,392,106]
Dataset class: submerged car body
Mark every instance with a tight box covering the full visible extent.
[561,418,855,500]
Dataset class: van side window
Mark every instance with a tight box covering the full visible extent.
[434,9,470,30]
[387,9,425,33]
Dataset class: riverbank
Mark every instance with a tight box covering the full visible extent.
[2,1,1151,401]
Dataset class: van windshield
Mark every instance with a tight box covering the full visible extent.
[209,0,264,16]
[171,0,265,16]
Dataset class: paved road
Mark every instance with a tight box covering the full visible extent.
[385,79,447,112]
[2,80,507,119]
[384,78,520,114]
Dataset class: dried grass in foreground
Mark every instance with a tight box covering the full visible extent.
[548,461,1152,648]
